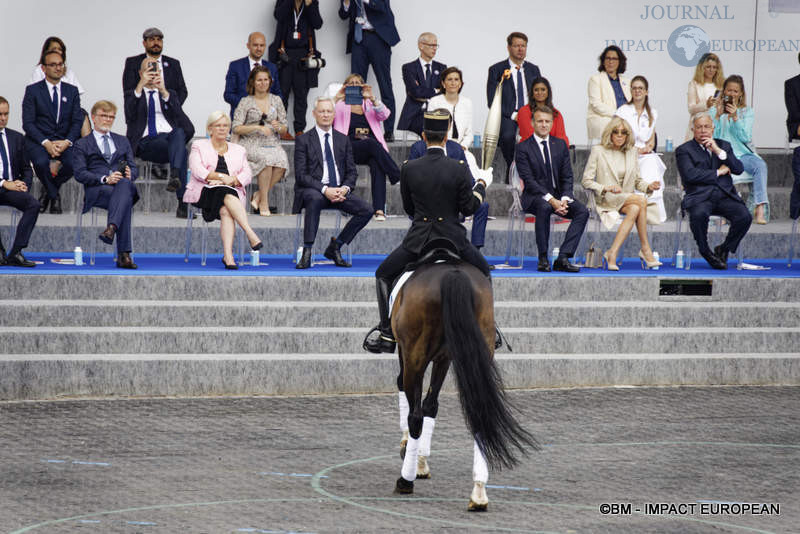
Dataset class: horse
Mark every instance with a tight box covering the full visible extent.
[390,257,538,511]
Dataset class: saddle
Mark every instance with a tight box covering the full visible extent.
[405,238,462,272]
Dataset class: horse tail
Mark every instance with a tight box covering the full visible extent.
[440,268,539,470]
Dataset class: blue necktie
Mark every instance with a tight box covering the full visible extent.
[324,133,337,187]
[354,0,363,43]
[52,86,59,121]
[147,90,158,137]
[516,67,525,110]
[541,140,555,192]
[424,63,431,88]
[0,132,9,180]
[102,135,112,163]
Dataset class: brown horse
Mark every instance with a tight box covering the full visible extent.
[390,260,538,510]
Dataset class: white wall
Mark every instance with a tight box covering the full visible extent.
[1,0,797,147]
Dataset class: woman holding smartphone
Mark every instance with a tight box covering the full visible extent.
[685,53,725,141]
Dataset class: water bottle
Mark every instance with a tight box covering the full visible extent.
[652,251,660,270]
[675,250,685,269]
[665,136,674,152]
[684,248,693,270]
[250,250,259,266]
[74,246,83,266]
[551,247,559,265]
[473,134,481,148]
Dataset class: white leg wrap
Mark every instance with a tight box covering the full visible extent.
[472,439,489,483]
[418,417,435,457]
[401,436,420,481]
[398,392,409,431]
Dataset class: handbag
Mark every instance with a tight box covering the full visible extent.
[583,241,603,269]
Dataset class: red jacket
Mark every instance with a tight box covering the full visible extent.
[516,105,570,146]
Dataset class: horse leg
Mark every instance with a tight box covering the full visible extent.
[395,369,424,494]
[468,438,490,512]
[416,358,448,479]
[397,351,410,459]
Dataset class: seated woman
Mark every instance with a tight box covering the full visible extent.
[29,36,90,137]
[685,52,724,141]
[581,117,661,270]
[586,45,631,145]
[333,73,399,221]
[709,74,769,224]
[232,66,289,216]
[184,111,263,270]
[614,75,667,223]
[516,76,569,145]
[428,66,473,149]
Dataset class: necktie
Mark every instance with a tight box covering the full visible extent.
[102,135,112,163]
[542,140,555,192]
[424,63,431,88]
[52,86,59,121]
[147,90,158,137]
[0,132,9,180]
[354,0,363,43]
[324,133,337,187]
[516,67,525,110]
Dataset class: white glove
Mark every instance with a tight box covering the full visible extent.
[476,167,493,188]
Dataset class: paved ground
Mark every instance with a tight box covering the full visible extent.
[1,386,797,534]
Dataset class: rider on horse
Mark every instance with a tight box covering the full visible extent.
[364,108,493,354]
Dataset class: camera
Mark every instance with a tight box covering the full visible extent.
[344,85,362,105]
[300,56,326,70]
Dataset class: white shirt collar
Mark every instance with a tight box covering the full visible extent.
[315,125,333,139]
[45,79,62,92]
[419,57,433,70]
[533,132,549,145]
[508,59,524,70]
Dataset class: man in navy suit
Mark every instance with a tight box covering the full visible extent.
[339,0,400,142]
[225,32,282,122]
[124,45,192,219]
[785,52,800,142]
[676,112,751,270]
[0,97,40,267]
[486,32,541,171]
[74,101,139,269]
[293,97,372,269]
[22,49,82,214]
[515,106,587,272]
[397,32,445,136]
[123,28,194,142]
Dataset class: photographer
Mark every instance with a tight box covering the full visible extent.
[269,0,323,139]
[333,73,399,221]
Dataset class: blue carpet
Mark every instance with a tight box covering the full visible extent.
[1,252,799,278]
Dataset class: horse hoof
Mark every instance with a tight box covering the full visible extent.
[394,476,414,494]
[468,481,488,511]
[468,500,488,512]
[416,455,430,479]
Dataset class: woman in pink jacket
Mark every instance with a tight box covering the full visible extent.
[333,73,400,221]
[183,111,263,269]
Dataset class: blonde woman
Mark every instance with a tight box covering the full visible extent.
[582,117,661,270]
[685,52,724,141]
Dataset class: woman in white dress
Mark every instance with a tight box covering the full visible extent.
[614,75,666,223]
[427,66,473,150]
[685,52,724,141]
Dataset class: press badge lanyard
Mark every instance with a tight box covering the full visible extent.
[293,4,304,40]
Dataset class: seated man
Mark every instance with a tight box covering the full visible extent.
[74,100,139,269]
[785,52,800,142]
[676,112,751,270]
[22,49,82,214]
[397,32,445,136]
[123,52,191,218]
[0,96,40,267]
[514,106,588,272]
[365,109,491,354]
[224,31,282,121]
[292,96,372,269]
[408,109,491,254]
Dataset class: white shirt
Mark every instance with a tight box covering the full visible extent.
[0,128,12,179]
[135,88,173,138]
[315,125,342,191]
[249,57,262,71]
[533,132,571,203]
[344,0,374,30]
[509,59,527,112]
[44,79,63,124]
[92,130,117,157]
[615,104,657,148]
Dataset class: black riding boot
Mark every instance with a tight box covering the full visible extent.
[364,278,397,354]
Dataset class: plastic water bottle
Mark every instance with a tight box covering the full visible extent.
[473,134,481,148]
[684,248,693,270]
[250,250,259,266]
[551,247,560,265]
[665,137,674,152]
[74,246,83,266]
[675,250,684,269]
[652,251,660,270]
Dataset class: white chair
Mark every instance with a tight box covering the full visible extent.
[291,208,353,266]
[671,191,744,269]
[74,203,134,266]
[183,203,246,266]
[135,158,170,214]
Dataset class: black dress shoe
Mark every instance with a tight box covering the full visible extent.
[166,174,181,193]
[537,256,551,272]
[49,196,62,214]
[713,245,730,265]
[38,191,49,213]
[99,224,116,245]
[364,328,397,354]
[295,247,312,269]
[552,256,580,273]
[701,250,727,270]
[176,202,195,219]
[0,242,6,265]
[221,257,238,270]
[324,237,351,267]
[6,252,36,267]
[116,251,138,269]
[384,131,395,143]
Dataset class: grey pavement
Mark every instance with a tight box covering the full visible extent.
[1,386,798,534]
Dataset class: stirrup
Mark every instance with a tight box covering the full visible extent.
[363,325,397,354]
[495,323,512,352]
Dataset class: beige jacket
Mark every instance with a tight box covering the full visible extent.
[586,72,631,141]
[581,144,650,229]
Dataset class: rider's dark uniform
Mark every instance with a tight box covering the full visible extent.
[365,127,490,353]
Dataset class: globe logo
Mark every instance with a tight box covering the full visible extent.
[667,25,712,67]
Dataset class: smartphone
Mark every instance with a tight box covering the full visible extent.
[344,85,362,105]
[713,90,721,98]
[117,160,128,174]
[147,61,157,73]
[723,95,733,106]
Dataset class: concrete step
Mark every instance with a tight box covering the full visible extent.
[1,351,797,400]
[3,299,799,328]
[1,326,798,355]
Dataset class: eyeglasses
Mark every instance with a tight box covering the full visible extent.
[611,129,628,135]
[45,62,65,68]
[95,114,116,120]
[604,57,620,62]
[420,42,439,49]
